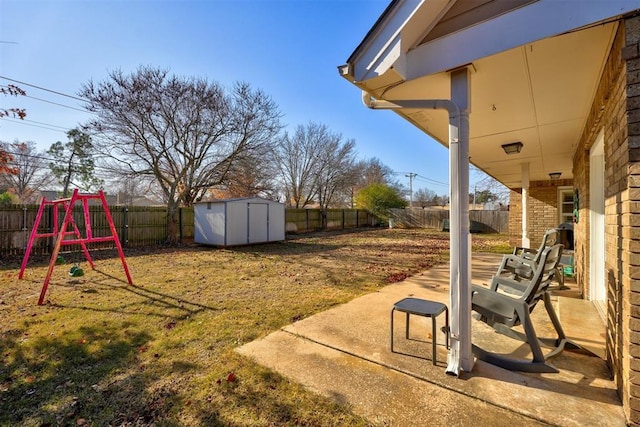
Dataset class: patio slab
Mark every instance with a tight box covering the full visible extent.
[237,253,625,426]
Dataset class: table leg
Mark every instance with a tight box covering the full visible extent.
[431,315,437,365]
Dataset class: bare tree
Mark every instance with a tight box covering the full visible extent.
[108,173,159,205]
[0,84,26,120]
[0,140,53,203]
[473,168,509,204]
[315,137,358,209]
[0,84,26,175]
[414,187,437,208]
[80,67,283,243]
[357,157,395,187]
[273,122,326,208]
[214,146,278,199]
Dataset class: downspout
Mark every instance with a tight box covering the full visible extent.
[362,88,473,376]
[521,163,530,248]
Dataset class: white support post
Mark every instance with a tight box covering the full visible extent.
[446,67,473,375]
[522,163,530,248]
[360,88,473,375]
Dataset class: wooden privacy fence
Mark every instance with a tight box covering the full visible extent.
[0,205,377,256]
[285,208,379,233]
[389,208,509,233]
[0,204,194,257]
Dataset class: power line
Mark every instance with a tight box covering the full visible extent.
[393,170,448,187]
[2,117,70,133]
[1,81,91,114]
[0,75,87,102]
[4,117,70,131]
[415,174,447,186]
[3,150,139,176]
[23,95,89,113]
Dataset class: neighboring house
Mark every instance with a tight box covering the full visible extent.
[339,0,640,424]
[114,192,163,206]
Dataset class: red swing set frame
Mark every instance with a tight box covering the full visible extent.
[19,189,133,305]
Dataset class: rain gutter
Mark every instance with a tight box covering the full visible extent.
[362,89,473,376]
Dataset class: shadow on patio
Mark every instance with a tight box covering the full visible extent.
[238,253,624,426]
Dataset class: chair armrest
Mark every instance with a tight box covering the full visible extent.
[513,246,538,261]
[499,254,536,279]
[490,276,528,296]
[502,254,536,269]
[471,284,526,307]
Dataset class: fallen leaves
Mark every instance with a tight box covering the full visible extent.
[385,272,410,283]
[164,321,176,330]
[216,372,237,385]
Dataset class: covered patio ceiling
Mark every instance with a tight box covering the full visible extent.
[339,0,639,188]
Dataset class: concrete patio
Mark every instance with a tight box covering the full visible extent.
[238,253,624,426]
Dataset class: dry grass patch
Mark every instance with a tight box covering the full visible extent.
[1,228,508,426]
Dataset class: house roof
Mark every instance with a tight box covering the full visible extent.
[340,0,640,187]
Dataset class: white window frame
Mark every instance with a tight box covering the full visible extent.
[557,186,574,225]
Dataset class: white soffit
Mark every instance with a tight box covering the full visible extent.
[347,0,450,83]
[380,20,617,184]
[403,0,640,80]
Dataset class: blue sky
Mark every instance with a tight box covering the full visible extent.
[0,0,481,195]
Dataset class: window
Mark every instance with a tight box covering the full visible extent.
[558,187,574,225]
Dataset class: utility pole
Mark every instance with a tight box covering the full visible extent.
[406,172,417,207]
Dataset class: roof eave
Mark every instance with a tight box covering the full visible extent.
[344,0,640,86]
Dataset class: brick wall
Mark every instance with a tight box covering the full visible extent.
[572,17,635,424]
[509,17,640,424]
[508,179,572,248]
[624,16,640,424]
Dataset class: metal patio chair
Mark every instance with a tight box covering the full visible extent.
[471,243,580,373]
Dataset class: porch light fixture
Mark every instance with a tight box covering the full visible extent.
[501,141,523,155]
[549,172,561,180]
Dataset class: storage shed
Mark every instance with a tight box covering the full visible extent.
[194,197,285,247]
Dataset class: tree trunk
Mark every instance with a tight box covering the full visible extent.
[166,201,180,245]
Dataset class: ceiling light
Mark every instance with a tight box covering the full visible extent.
[501,141,523,155]
[549,172,561,180]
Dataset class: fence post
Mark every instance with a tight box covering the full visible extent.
[179,207,183,244]
[306,209,309,232]
[22,205,28,250]
[47,204,53,254]
[122,207,129,247]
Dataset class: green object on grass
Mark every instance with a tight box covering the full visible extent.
[56,255,66,265]
[69,265,85,277]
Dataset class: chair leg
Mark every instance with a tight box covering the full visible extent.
[541,292,584,357]
[472,292,592,372]
[431,314,437,365]
[445,306,449,349]
[472,301,559,373]
[405,312,410,339]
[390,307,395,352]
[517,305,547,364]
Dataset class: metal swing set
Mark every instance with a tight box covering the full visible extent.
[19,189,133,305]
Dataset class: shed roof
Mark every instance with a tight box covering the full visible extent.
[195,197,282,205]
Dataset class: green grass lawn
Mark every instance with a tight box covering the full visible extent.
[1,228,509,426]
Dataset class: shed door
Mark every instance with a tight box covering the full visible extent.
[248,203,269,243]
